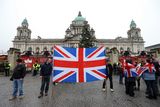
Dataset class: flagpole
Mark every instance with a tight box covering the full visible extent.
[51,81,54,97]
[51,48,54,97]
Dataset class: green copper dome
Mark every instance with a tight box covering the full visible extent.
[130,20,136,29]
[22,18,28,26]
[74,11,86,21]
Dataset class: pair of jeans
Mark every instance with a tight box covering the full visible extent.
[40,76,50,95]
[102,75,113,89]
[12,79,24,97]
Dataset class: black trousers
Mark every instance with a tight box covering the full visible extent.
[5,69,10,76]
[155,76,160,95]
[102,75,113,89]
[125,77,136,96]
[134,77,141,90]
[33,70,38,76]
[119,73,124,84]
[40,76,50,95]
[146,80,157,98]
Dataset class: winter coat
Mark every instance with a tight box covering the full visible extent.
[12,63,26,79]
[40,62,52,77]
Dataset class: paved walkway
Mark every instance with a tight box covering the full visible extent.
[0,74,160,107]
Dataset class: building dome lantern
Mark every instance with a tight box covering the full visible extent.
[130,20,136,29]
[74,11,86,21]
[21,18,29,28]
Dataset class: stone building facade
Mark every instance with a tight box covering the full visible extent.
[13,12,145,53]
[145,43,160,60]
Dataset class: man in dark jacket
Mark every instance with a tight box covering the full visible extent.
[9,59,26,100]
[38,58,52,98]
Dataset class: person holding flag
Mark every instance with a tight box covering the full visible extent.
[102,59,114,92]
[124,59,137,97]
[141,58,158,99]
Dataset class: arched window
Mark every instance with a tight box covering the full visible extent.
[105,47,110,53]
[120,47,124,51]
[50,47,53,51]
[36,47,40,53]
[28,47,32,51]
[112,47,117,54]
[36,47,39,50]
[50,47,54,54]
[43,47,47,51]
[127,47,130,51]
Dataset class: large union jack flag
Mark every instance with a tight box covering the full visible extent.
[52,46,107,83]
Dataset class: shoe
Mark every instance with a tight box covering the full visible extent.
[129,95,134,97]
[129,93,135,97]
[38,94,43,98]
[146,96,153,99]
[153,96,157,99]
[9,96,17,101]
[53,82,58,86]
[45,93,48,96]
[102,88,106,92]
[125,91,129,95]
[110,89,114,92]
[119,82,123,84]
[145,91,149,95]
[19,95,24,99]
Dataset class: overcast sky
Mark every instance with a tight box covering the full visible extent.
[0,0,160,53]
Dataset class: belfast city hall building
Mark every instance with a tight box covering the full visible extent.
[13,12,144,54]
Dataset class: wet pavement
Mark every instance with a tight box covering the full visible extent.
[0,74,160,107]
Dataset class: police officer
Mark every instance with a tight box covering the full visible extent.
[4,61,11,76]
[32,60,40,76]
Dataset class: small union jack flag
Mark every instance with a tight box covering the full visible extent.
[52,46,107,83]
[137,63,156,76]
[124,63,137,77]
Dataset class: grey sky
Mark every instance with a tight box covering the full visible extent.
[0,0,160,53]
